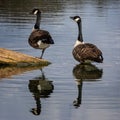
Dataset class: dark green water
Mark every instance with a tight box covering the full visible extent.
[0,0,120,120]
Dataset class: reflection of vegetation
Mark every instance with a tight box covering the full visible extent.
[0,0,65,28]
[73,63,103,108]
[0,0,64,16]
[28,69,54,115]
[0,0,116,19]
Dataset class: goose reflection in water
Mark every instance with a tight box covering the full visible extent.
[28,69,54,115]
[72,63,103,108]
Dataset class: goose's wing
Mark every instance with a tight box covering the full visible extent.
[29,30,54,45]
[73,43,103,63]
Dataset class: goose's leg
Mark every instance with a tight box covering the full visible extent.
[40,49,45,59]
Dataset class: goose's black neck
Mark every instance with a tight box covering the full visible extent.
[34,13,41,29]
[77,21,83,42]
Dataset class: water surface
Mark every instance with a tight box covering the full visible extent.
[0,0,120,120]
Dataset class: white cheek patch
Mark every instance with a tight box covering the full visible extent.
[75,18,80,22]
[34,10,38,15]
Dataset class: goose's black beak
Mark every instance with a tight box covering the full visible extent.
[70,16,74,20]
[29,11,33,15]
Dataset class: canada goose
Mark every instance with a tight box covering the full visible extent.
[28,8,54,59]
[70,16,103,63]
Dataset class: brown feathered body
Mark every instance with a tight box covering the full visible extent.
[72,42,103,63]
[28,29,54,50]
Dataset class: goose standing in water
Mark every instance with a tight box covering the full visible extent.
[28,8,54,59]
[70,16,103,63]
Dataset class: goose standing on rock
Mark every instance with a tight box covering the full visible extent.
[28,8,54,59]
[70,16,103,63]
